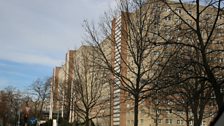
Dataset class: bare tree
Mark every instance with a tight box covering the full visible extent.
[84,0,224,126]
[59,50,76,122]
[146,91,167,126]
[160,53,216,126]
[58,74,73,121]
[0,87,22,126]
[158,0,224,110]
[71,46,110,126]
[30,77,51,118]
[84,0,176,126]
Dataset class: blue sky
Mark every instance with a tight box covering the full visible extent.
[0,0,115,90]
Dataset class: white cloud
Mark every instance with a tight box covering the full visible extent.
[0,0,115,67]
[0,0,116,90]
[0,52,63,67]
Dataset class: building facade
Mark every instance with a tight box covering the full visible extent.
[51,1,223,126]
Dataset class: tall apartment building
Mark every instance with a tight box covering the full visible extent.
[50,1,223,126]
[109,1,224,126]
[51,45,111,124]
[110,11,129,126]
[52,67,61,112]
[51,50,76,121]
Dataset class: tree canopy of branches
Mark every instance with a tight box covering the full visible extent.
[30,77,51,118]
[84,0,224,126]
[146,0,224,125]
[84,0,176,126]
[71,46,110,126]
[156,0,224,110]
[0,87,22,126]
[159,51,216,126]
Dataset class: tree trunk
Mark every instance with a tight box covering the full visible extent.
[134,95,139,126]
[211,80,223,109]
[193,118,201,126]
[3,116,7,126]
[38,100,44,118]
[201,44,223,109]
[193,111,201,126]
[85,111,89,126]
[185,107,189,126]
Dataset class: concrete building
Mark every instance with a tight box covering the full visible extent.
[51,50,76,121]
[51,0,223,126]
[109,1,223,126]
[51,45,111,124]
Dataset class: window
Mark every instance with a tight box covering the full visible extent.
[205,14,212,18]
[216,40,222,44]
[202,121,206,126]
[219,58,224,63]
[154,119,162,124]
[167,100,173,105]
[188,10,192,14]
[178,120,184,125]
[217,33,223,37]
[218,25,224,29]
[141,119,144,124]
[189,121,193,125]
[176,8,181,14]
[164,16,171,21]
[141,109,145,115]
[154,109,161,114]
[186,19,192,24]
[153,51,160,56]
[221,87,224,93]
[176,18,182,24]
[166,109,172,114]
[181,120,184,125]
[127,104,130,108]
[166,8,171,12]
[177,109,184,114]
[128,111,131,116]
[158,119,162,124]
[127,120,130,125]
[177,120,180,124]
[166,119,172,124]
[155,61,160,65]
